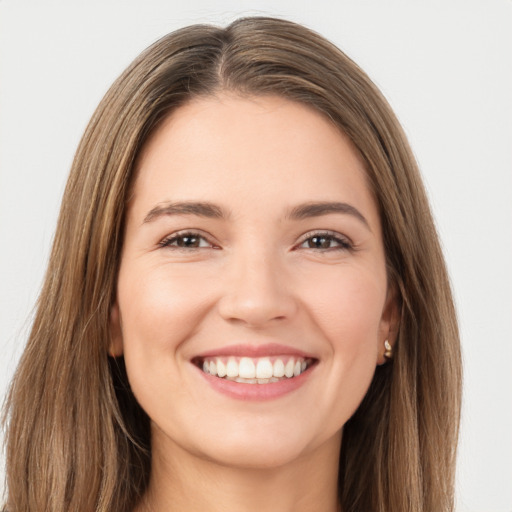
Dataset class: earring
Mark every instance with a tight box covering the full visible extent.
[384,339,393,359]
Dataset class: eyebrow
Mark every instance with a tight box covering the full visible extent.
[143,200,370,229]
[286,201,370,230]
[143,201,227,223]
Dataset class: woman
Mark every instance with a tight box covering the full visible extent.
[2,16,461,512]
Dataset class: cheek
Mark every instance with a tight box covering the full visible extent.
[117,265,213,354]
[115,265,215,424]
[299,265,385,407]
[299,264,386,351]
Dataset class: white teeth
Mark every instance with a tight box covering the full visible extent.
[273,359,285,378]
[234,377,257,384]
[284,359,295,378]
[200,355,312,382]
[216,359,226,378]
[256,358,273,379]
[226,357,238,378]
[239,357,256,379]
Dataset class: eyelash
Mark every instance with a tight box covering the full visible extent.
[297,231,353,251]
[158,231,214,250]
[158,230,353,252]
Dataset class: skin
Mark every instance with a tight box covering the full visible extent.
[111,94,398,512]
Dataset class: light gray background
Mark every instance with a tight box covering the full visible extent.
[1,1,511,511]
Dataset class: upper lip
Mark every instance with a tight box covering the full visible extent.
[193,343,317,359]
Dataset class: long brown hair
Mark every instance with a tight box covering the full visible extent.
[3,17,461,512]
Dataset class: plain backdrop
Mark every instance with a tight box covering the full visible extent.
[1,1,511,511]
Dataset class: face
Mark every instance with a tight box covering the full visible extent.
[112,94,396,470]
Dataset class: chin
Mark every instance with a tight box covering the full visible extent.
[182,418,337,471]
[198,439,313,470]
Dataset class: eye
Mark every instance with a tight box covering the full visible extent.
[298,232,352,251]
[159,231,213,249]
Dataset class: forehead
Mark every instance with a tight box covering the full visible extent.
[131,94,379,227]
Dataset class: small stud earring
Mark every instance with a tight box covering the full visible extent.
[384,339,393,359]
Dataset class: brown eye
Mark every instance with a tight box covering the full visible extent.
[176,235,201,247]
[307,236,333,249]
[299,233,352,251]
[159,232,211,249]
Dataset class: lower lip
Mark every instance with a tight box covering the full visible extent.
[194,365,314,401]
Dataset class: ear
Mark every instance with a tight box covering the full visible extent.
[109,302,124,357]
[376,284,401,366]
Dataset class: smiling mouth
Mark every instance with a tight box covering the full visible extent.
[193,356,317,384]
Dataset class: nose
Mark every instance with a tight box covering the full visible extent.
[217,249,298,328]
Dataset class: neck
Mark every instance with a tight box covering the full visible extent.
[135,429,341,512]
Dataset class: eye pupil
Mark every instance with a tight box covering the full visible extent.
[178,235,199,247]
[309,236,331,249]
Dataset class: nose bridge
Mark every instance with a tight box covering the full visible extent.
[218,242,296,326]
